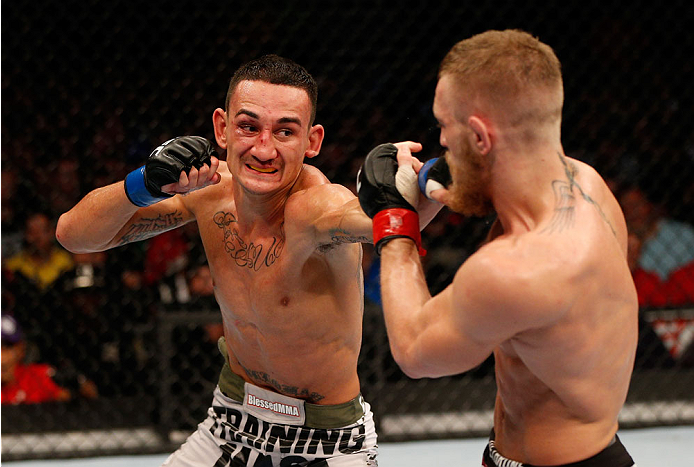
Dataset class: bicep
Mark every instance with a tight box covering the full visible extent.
[405,255,542,378]
[108,196,195,248]
[405,284,498,377]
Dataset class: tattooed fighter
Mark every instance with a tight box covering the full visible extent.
[357,30,638,467]
[57,55,394,466]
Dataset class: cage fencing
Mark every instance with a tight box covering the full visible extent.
[2,0,694,461]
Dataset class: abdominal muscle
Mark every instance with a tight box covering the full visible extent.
[214,268,363,405]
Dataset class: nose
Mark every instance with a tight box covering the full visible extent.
[252,130,277,162]
[439,130,447,149]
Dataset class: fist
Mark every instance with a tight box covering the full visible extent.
[146,136,219,196]
[124,136,220,207]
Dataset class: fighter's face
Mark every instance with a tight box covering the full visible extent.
[433,76,494,217]
[218,80,322,195]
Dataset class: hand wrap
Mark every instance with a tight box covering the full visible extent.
[357,143,426,255]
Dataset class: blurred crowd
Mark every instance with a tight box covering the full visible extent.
[2,111,694,406]
[0,63,694,404]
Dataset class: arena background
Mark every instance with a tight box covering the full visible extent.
[2,0,693,461]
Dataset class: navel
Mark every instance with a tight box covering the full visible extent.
[280,296,290,307]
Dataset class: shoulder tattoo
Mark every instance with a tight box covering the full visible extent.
[543,153,616,236]
[213,211,284,270]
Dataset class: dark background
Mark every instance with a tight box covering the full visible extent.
[2,0,693,460]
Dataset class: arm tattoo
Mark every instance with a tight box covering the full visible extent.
[213,211,284,270]
[543,153,616,236]
[117,210,184,245]
[329,228,369,245]
[239,364,326,403]
[317,228,369,253]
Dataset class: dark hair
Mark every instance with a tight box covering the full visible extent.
[225,54,318,124]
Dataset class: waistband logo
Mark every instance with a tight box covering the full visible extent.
[247,394,300,418]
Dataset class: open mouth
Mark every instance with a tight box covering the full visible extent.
[246,164,278,174]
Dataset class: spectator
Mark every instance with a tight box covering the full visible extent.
[620,184,694,307]
[2,314,71,404]
[47,158,83,219]
[144,222,206,305]
[4,212,75,291]
[621,184,694,278]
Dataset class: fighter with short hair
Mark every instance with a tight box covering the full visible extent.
[358,30,638,467]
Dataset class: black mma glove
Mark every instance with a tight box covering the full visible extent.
[124,136,217,207]
[357,143,426,255]
[418,156,452,199]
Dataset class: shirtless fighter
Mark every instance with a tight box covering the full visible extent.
[357,30,638,466]
[57,55,384,466]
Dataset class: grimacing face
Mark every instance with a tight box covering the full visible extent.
[433,75,494,217]
[214,80,323,196]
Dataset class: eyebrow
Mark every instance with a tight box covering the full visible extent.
[235,109,303,127]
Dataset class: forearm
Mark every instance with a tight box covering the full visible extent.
[56,181,140,253]
[379,238,432,373]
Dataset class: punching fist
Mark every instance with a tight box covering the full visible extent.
[357,143,425,255]
[124,136,219,207]
[418,157,452,200]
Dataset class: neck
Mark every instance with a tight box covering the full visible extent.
[490,142,569,234]
[233,170,303,229]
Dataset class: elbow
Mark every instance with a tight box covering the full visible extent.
[55,213,89,254]
[390,344,428,380]
[55,213,76,252]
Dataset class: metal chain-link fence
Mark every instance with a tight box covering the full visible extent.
[2,0,694,461]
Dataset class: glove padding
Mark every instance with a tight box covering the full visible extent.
[357,143,425,255]
[125,136,217,207]
[418,157,452,200]
[144,136,217,197]
[357,143,415,217]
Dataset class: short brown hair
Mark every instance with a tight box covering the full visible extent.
[225,54,318,124]
[439,29,563,127]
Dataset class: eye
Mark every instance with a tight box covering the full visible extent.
[276,129,293,138]
[238,123,257,133]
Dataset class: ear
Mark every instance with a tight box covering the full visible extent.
[468,116,492,155]
[212,108,228,149]
[305,124,325,159]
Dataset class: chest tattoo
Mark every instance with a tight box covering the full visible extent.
[213,211,285,270]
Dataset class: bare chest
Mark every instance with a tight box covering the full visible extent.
[197,207,317,319]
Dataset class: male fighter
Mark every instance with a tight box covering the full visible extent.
[358,30,638,466]
[57,54,394,466]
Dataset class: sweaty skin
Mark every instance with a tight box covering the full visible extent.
[487,159,636,463]
[180,161,367,404]
[382,154,637,464]
[377,63,638,464]
[56,80,374,405]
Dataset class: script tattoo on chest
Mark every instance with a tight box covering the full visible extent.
[543,153,616,236]
[213,211,285,270]
[118,210,184,245]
